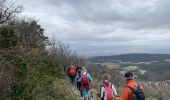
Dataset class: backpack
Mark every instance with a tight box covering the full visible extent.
[104,83,113,100]
[98,82,113,100]
[126,84,145,100]
[82,73,92,89]
[69,67,75,76]
[82,73,88,85]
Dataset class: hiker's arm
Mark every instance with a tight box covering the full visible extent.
[100,87,105,98]
[75,75,78,83]
[77,76,81,82]
[119,87,130,100]
[87,74,92,81]
[79,76,82,82]
[141,85,144,91]
[112,84,118,95]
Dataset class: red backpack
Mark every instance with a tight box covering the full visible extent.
[81,73,91,89]
[69,67,76,76]
[82,73,88,85]
[103,82,113,100]
[80,73,92,92]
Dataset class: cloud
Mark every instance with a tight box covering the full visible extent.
[46,0,170,29]
[19,0,170,56]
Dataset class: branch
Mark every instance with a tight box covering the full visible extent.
[0,1,22,24]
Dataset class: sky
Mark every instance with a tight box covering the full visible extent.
[18,0,170,57]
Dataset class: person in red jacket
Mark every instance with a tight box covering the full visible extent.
[68,65,76,84]
[116,72,144,100]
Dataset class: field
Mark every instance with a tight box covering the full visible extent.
[142,80,170,100]
[91,61,170,100]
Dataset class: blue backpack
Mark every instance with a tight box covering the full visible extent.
[126,84,145,100]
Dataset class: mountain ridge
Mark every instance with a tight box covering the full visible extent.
[88,53,170,63]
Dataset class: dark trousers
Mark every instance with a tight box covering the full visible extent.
[77,81,81,90]
[70,75,75,84]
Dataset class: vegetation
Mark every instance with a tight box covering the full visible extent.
[89,53,170,81]
[88,63,170,100]
[1,1,169,100]
[0,1,84,99]
[144,62,170,80]
[0,0,22,24]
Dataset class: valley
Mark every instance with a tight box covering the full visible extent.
[88,53,170,100]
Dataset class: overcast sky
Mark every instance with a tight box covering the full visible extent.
[18,0,170,56]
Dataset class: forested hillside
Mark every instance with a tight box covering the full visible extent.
[0,1,85,99]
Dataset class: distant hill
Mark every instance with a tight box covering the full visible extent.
[88,53,170,63]
[88,54,170,99]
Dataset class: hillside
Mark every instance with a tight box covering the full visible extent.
[1,1,170,100]
[88,53,170,63]
[88,53,170,81]
[88,63,169,100]
[0,1,85,99]
[88,53,170,99]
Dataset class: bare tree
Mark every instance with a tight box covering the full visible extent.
[48,38,86,69]
[48,39,72,63]
[0,0,22,24]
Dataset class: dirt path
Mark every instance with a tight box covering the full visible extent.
[70,85,98,100]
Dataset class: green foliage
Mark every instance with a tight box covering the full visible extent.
[142,62,170,80]
[0,26,18,48]
[11,19,48,50]
[0,48,76,99]
[146,94,164,100]
[0,9,86,99]
[0,18,79,99]
[52,79,76,100]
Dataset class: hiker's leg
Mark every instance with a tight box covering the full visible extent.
[71,75,74,84]
[69,75,72,82]
[73,77,75,85]
[70,76,72,83]
[80,89,83,96]
[83,97,86,100]
[88,97,90,100]
[83,91,86,100]
[78,82,81,90]
[76,82,78,89]
[83,89,89,100]
[87,90,91,100]
[71,77,73,84]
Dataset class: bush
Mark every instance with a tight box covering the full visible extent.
[0,48,77,99]
[0,26,18,48]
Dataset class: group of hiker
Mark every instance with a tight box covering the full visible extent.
[68,65,92,100]
[67,65,145,100]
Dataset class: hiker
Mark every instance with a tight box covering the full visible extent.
[116,72,145,100]
[76,66,82,73]
[98,74,117,100]
[80,68,92,100]
[76,69,82,90]
[68,65,76,84]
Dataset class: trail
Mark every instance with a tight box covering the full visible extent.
[70,86,83,100]
[70,86,98,100]
[65,76,98,100]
